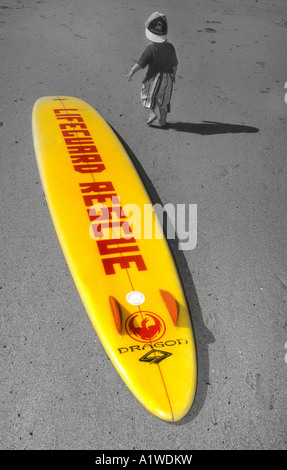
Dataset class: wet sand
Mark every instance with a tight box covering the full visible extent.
[0,0,286,450]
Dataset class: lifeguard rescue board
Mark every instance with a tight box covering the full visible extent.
[32,96,197,422]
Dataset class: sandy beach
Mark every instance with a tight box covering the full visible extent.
[1,0,286,450]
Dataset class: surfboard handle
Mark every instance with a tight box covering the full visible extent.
[160,290,178,326]
[109,296,122,335]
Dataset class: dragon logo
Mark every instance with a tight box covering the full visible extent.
[139,349,172,364]
[125,311,165,343]
[155,21,163,32]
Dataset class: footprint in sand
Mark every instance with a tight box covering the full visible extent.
[259,87,270,94]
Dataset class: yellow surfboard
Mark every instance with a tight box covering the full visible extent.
[32,96,197,422]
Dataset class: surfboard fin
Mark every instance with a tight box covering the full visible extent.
[109,296,122,335]
[160,290,178,326]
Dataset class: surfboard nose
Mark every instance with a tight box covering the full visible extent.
[146,395,194,422]
[132,366,196,423]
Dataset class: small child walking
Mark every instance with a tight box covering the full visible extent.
[126,12,178,128]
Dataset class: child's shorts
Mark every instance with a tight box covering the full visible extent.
[141,72,173,112]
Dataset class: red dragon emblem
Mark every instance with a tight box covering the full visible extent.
[125,311,165,343]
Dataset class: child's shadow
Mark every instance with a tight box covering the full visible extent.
[167,120,259,135]
[110,124,215,424]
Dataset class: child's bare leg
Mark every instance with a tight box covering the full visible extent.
[147,108,157,125]
[158,107,167,127]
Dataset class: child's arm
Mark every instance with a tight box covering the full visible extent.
[126,63,142,81]
[171,65,177,83]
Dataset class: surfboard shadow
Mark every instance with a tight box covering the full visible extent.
[110,124,215,424]
[163,120,259,135]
